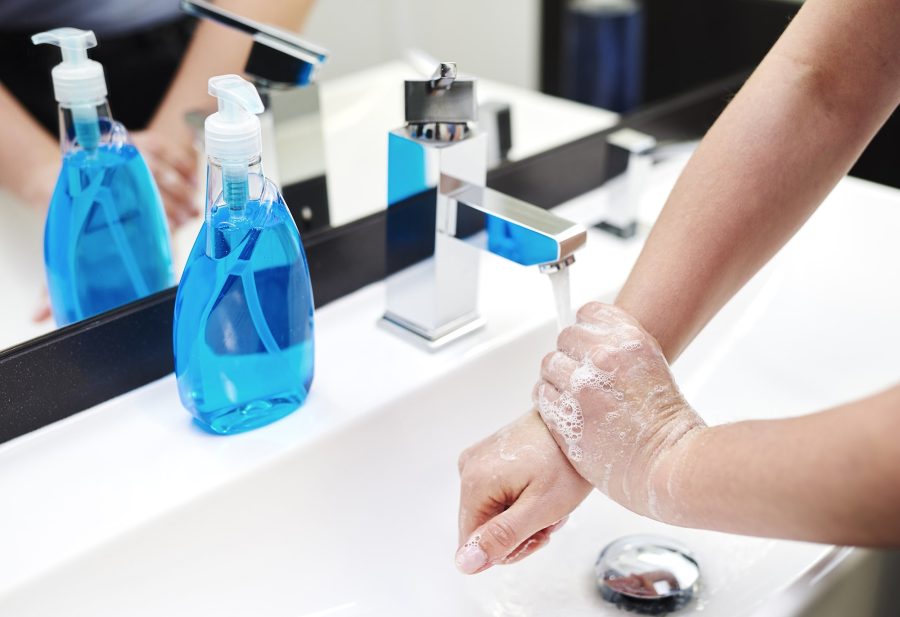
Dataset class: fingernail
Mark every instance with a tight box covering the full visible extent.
[455,536,487,574]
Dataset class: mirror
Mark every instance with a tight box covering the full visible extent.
[0,0,620,353]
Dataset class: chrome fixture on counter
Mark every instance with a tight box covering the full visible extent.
[383,63,587,348]
[597,127,657,239]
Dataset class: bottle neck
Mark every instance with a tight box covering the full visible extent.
[58,99,114,153]
[206,156,265,212]
[205,156,266,259]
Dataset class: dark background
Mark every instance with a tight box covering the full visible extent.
[540,0,899,188]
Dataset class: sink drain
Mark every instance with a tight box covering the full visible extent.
[595,535,700,614]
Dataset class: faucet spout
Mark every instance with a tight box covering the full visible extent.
[439,174,587,270]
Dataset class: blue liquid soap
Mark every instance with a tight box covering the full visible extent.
[173,175,315,434]
[32,27,174,325]
[45,139,174,325]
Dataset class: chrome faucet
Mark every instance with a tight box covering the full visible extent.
[383,63,588,348]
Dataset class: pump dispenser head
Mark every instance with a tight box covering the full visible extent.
[32,28,107,107]
[205,74,265,163]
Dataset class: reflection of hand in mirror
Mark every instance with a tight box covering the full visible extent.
[131,129,199,229]
[31,286,52,324]
[20,158,60,216]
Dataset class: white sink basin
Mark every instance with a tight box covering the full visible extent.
[0,318,834,617]
[2,154,899,616]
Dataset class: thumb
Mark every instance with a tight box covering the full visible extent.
[455,494,550,575]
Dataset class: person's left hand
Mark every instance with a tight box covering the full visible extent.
[456,410,592,575]
[535,302,706,520]
[131,129,200,228]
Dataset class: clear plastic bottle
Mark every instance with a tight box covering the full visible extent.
[173,75,315,434]
[33,28,173,325]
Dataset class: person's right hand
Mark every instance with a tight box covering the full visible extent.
[456,410,592,575]
[20,158,60,215]
[132,129,199,228]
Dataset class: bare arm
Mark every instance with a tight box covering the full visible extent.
[654,384,900,546]
[536,304,900,547]
[534,0,900,546]
[462,0,900,564]
[148,0,316,146]
[0,83,60,210]
[616,0,900,361]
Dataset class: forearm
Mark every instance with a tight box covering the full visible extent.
[0,84,59,205]
[149,0,316,145]
[653,384,900,546]
[616,0,900,361]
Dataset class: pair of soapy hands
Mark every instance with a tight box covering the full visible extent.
[455,301,706,574]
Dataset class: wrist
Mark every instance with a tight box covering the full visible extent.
[643,417,707,523]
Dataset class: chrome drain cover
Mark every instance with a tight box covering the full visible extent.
[596,535,700,614]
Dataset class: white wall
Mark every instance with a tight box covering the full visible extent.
[303,0,541,89]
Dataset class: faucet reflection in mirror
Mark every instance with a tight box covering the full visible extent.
[383,63,588,348]
[181,0,331,233]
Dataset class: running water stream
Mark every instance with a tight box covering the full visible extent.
[547,266,574,331]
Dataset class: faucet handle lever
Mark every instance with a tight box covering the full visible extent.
[430,62,457,91]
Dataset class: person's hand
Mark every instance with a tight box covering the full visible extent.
[456,411,592,575]
[131,129,199,228]
[19,157,60,215]
[32,286,52,323]
[535,302,706,520]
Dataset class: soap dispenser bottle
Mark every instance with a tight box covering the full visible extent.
[173,75,315,435]
[32,28,174,326]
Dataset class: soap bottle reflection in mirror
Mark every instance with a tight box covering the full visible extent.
[33,28,174,326]
[174,75,315,435]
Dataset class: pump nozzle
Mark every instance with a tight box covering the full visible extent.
[205,75,266,207]
[33,27,96,61]
[32,28,107,106]
[33,28,108,150]
[205,75,264,162]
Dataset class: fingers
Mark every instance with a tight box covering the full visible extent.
[457,481,496,547]
[501,515,570,565]
[133,131,200,228]
[532,380,560,411]
[557,323,605,362]
[540,351,578,392]
[154,163,199,228]
[576,301,637,327]
[135,130,197,182]
[158,140,197,183]
[501,528,552,564]
[455,492,553,574]
[556,321,648,368]
[32,298,52,323]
